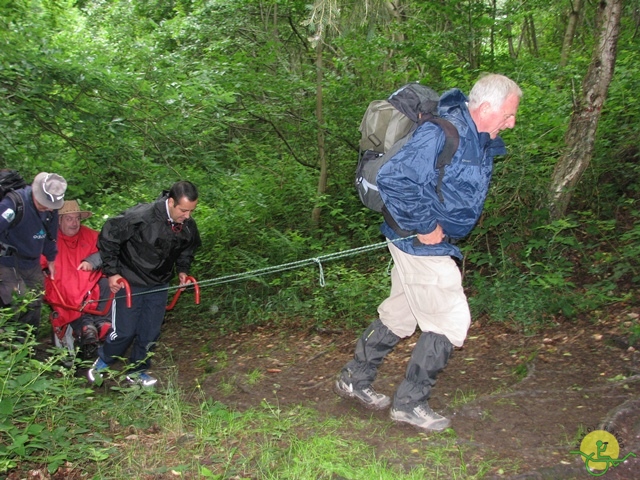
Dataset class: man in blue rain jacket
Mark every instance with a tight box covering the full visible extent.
[336,74,522,432]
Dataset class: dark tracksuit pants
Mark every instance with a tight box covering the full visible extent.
[99,284,169,372]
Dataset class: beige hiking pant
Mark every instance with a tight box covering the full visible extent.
[377,242,471,347]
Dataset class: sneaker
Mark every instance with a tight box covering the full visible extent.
[334,377,391,410]
[87,357,109,383]
[126,372,158,387]
[390,403,451,432]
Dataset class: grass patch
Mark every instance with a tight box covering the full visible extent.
[217,376,236,396]
[449,389,479,409]
[1,312,502,479]
[1,365,500,478]
[245,368,264,385]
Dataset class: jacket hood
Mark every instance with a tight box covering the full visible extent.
[438,88,468,113]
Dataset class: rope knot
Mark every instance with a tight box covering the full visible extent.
[312,258,326,287]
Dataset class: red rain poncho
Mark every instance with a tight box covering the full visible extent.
[41,225,102,326]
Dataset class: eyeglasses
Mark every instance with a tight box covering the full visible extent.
[168,220,183,233]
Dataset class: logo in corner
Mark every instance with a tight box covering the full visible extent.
[570,427,636,476]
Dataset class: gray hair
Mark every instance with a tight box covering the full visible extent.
[468,74,522,111]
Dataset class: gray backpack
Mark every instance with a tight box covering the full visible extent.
[355,84,459,232]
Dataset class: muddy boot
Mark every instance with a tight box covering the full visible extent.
[335,318,401,410]
[390,402,451,431]
[390,331,453,431]
[81,324,99,345]
[80,324,99,360]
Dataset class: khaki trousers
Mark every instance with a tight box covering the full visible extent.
[377,242,470,347]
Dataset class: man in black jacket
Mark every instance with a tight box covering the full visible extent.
[88,181,201,386]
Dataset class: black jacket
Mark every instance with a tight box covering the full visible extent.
[98,200,201,287]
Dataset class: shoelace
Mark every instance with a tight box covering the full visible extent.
[362,387,382,398]
[415,404,439,418]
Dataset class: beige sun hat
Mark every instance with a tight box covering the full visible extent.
[58,200,92,220]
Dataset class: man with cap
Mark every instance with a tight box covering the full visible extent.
[41,200,110,356]
[0,172,67,334]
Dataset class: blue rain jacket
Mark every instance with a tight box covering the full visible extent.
[378,88,507,259]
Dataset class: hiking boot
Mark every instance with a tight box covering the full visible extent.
[81,342,99,361]
[126,372,158,387]
[81,325,99,345]
[87,357,109,383]
[389,403,451,432]
[334,377,391,410]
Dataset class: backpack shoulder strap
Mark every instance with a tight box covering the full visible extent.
[5,190,25,226]
[41,211,55,242]
[418,114,460,202]
[381,205,416,238]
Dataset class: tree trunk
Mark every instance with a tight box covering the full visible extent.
[527,14,539,57]
[548,0,622,220]
[467,1,477,69]
[517,17,527,58]
[560,0,583,67]
[489,0,496,67]
[506,22,517,59]
[384,0,405,42]
[311,39,327,225]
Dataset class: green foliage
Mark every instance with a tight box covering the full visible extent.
[466,207,638,331]
[1,0,234,200]
[0,310,111,474]
[618,212,640,283]
[265,262,390,329]
[624,318,640,347]
[2,0,640,476]
[468,270,563,331]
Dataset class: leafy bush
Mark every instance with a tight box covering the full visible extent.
[0,309,111,474]
[266,263,390,330]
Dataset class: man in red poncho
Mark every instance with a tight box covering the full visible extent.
[42,200,110,357]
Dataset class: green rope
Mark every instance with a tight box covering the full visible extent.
[196,236,411,289]
[89,235,415,303]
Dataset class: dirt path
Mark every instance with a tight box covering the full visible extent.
[159,306,640,479]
